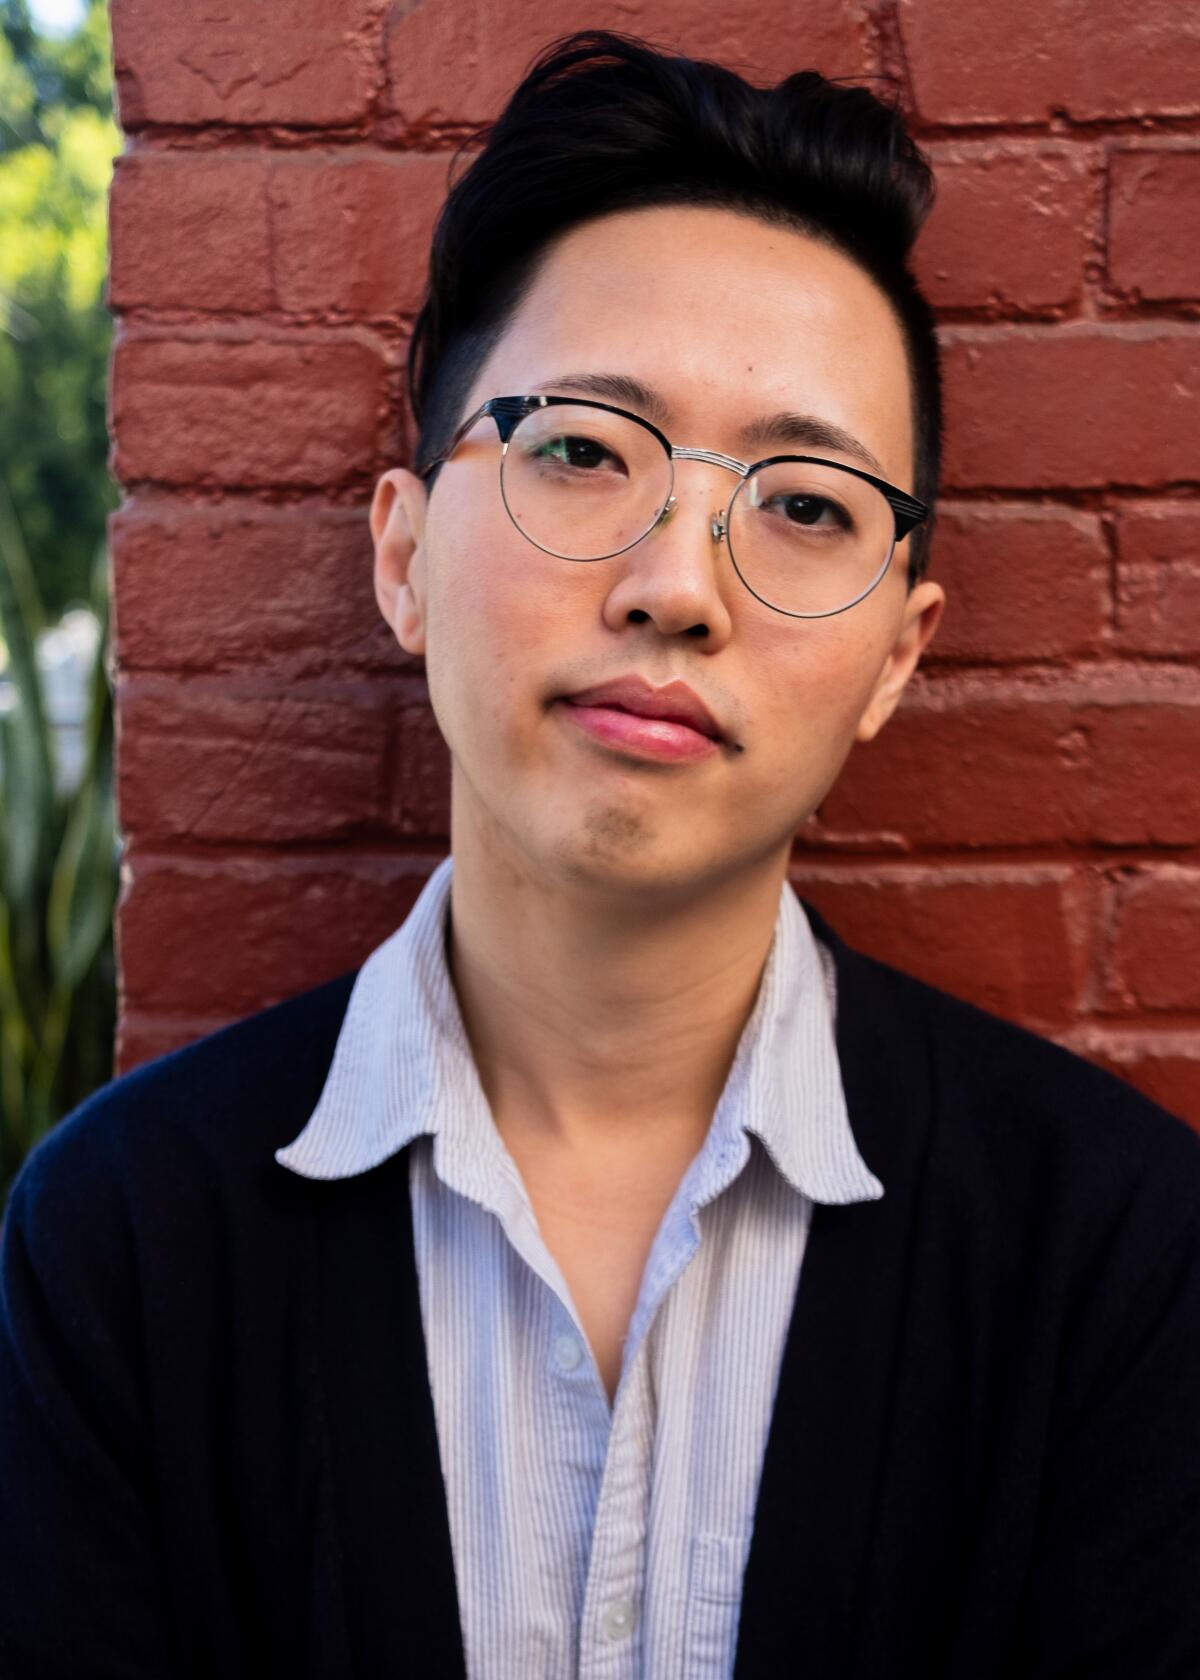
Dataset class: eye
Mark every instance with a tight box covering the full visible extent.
[771,492,852,531]
[531,434,625,473]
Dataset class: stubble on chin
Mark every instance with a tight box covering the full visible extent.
[580,801,651,861]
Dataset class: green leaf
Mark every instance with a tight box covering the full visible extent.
[0,495,55,932]
[48,546,113,990]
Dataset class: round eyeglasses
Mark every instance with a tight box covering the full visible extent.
[421,395,928,619]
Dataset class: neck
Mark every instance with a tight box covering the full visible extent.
[444,803,789,1163]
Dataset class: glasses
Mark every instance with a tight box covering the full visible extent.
[421,394,928,619]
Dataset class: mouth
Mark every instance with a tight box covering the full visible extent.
[554,697,722,764]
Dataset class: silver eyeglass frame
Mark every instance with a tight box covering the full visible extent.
[420,393,929,619]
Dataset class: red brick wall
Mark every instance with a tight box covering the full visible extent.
[106,0,1200,1125]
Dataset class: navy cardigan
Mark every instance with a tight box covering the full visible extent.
[2,905,1199,1678]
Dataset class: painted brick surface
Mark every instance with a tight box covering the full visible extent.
[107,1,1200,1127]
[1109,148,1200,303]
[111,330,396,488]
[108,152,449,319]
[900,0,1200,124]
[925,504,1108,664]
[790,863,1092,1029]
[118,851,435,1017]
[270,153,450,319]
[382,0,869,131]
[111,500,404,676]
[115,675,397,843]
[913,143,1092,313]
[1114,505,1200,659]
[941,326,1200,491]
[1104,868,1200,1013]
[110,0,381,129]
[108,153,274,314]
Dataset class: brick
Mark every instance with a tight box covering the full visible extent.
[915,142,1090,313]
[1109,148,1200,302]
[1064,1027,1200,1129]
[940,325,1200,491]
[791,863,1089,1028]
[115,668,448,846]
[926,503,1108,664]
[814,672,1200,852]
[108,153,272,314]
[384,0,868,129]
[900,0,1200,125]
[386,697,451,838]
[110,498,404,678]
[117,849,438,1017]
[1087,699,1200,845]
[111,330,392,488]
[115,674,397,843]
[110,0,379,129]
[271,153,449,319]
[116,1011,233,1076]
[1103,868,1200,1013]
[815,678,1085,850]
[1113,503,1200,657]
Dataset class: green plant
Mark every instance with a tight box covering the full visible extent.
[2,0,119,621]
[0,471,116,1212]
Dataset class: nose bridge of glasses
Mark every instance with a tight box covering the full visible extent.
[658,446,744,542]
[670,444,747,475]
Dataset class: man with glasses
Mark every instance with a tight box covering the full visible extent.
[2,30,1198,1680]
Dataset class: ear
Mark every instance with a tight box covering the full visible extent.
[371,467,429,656]
[854,577,945,744]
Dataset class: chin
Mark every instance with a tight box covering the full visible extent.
[533,810,731,904]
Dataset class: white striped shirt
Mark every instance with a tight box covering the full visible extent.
[276,856,884,1678]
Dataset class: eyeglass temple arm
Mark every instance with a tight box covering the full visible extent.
[419,402,488,481]
[419,397,539,481]
[886,488,927,542]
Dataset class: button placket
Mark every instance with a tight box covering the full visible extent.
[577,1353,651,1675]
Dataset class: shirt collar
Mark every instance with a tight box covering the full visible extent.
[275,854,883,1206]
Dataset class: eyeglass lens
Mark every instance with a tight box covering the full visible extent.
[497,403,896,617]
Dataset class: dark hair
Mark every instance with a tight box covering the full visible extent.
[407,31,942,579]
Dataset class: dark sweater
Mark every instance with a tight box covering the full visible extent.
[2,904,1199,1678]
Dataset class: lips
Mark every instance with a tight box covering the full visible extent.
[558,675,723,742]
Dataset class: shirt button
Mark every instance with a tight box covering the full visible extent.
[554,1333,583,1372]
[603,1599,636,1642]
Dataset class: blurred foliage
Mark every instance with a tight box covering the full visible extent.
[1,0,119,620]
[1,0,118,1211]
[0,482,116,1214]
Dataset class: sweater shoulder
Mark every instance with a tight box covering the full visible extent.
[799,893,1200,1233]
[5,967,359,1228]
[848,936,1200,1224]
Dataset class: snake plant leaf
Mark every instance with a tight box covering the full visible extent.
[0,525,116,1210]
[0,472,55,909]
[48,547,114,995]
[47,767,114,993]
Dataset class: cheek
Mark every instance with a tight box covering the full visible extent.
[422,508,561,759]
[751,615,894,763]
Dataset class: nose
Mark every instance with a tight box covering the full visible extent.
[600,469,736,642]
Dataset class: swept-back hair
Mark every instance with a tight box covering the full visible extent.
[407,31,941,576]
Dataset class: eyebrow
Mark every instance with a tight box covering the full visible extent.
[531,372,889,478]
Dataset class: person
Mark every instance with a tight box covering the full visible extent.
[1,30,1198,1680]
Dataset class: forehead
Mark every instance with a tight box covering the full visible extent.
[470,203,915,483]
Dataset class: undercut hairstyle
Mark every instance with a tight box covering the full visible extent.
[407,31,942,580]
